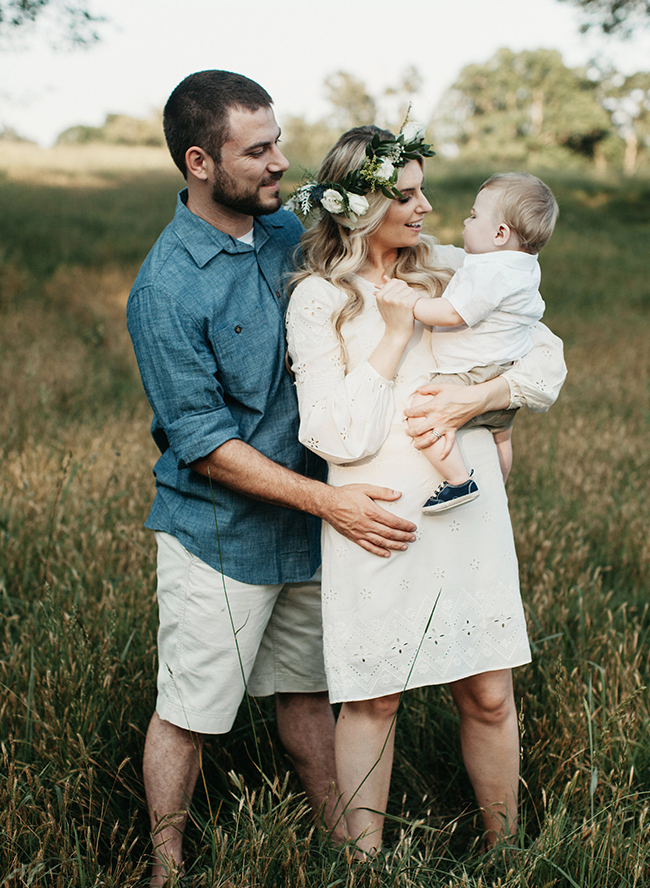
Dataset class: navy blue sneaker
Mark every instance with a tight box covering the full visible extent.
[422,475,479,514]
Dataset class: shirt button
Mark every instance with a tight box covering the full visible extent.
[234,325,242,333]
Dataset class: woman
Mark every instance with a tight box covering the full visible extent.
[286,126,565,854]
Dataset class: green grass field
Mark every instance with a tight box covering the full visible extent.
[1,155,649,887]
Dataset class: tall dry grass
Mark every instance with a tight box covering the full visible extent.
[1,156,649,885]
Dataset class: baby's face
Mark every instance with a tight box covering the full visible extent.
[462,186,503,254]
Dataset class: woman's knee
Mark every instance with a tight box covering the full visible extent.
[452,672,515,726]
[346,693,401,721]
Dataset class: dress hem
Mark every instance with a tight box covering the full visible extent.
[327,654,532,704]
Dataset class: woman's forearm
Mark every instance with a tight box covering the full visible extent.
[501,322,567,411]
[468,374,511,414]
[367,330,412,381]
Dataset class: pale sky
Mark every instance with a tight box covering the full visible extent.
[1,0,649,146]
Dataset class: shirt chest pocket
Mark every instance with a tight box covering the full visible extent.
[211,306,283,396]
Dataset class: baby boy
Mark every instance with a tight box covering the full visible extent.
[408,172,559,513]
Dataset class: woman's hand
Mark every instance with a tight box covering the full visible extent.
[367,277,419,381]
[374,277,419,341]
[404,376,511,451]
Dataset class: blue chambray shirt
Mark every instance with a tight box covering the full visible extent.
[127,190,325,584]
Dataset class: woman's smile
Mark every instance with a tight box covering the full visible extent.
[367,161,432,256]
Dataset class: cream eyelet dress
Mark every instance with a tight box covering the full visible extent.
[286,244,561,704]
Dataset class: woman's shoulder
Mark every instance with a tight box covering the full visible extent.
[290,275,348,308]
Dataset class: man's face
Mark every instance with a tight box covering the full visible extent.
[210,106,289,217]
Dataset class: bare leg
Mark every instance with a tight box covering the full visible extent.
[407,391,470,485]
[449,670,519,846]
[142,712,205,887]
[334,693,401,855]
[275,691,346,840]
[493,428,513,484]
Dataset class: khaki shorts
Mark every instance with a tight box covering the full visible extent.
[429,362,518,433]
[154,531,327,734]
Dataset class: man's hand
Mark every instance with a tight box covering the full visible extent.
[323,484,417,558]
[192,440,416,558]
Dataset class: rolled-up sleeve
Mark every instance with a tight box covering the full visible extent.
[501,321,567,412]
[286,278,395,464]
[127,285,241,467]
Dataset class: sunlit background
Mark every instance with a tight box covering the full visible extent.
[1,0,649,147]
[2,3,650,885]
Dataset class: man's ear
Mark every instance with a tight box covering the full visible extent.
[185,146,211,182]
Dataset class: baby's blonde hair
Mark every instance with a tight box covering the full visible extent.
[480,172,558,254]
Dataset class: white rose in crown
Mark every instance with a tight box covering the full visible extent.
[347,193,369,216]
[375,159,395,181]
[321,188,346,214]
[401,121,427,142]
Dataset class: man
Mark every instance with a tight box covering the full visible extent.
[127,70,417,885]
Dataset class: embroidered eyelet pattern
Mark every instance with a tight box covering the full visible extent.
[287,275,530,705]
[322,581,529,702]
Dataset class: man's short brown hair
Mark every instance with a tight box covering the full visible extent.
[163,70,273,177]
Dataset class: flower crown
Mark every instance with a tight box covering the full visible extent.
[285,117,435,224]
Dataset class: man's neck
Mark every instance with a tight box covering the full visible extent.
[185,189,254,239]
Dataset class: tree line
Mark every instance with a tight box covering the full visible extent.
[3,51,648,176]
[29,52,647,176]
[432,49,650,174]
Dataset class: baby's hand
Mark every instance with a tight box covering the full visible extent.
[376,276,419,311]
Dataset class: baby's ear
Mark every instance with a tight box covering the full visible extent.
[494,222,515,248]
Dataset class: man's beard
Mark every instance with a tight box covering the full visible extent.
[211,164,282,217]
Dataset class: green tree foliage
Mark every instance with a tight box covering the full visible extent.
[0,0,104,47]
[559,0,650,35]
[324,71,377,129]
[432,48,613,167]
[282,67,426,175]
[383,65,424,132]
[280,116,339,175]
[0,124,33,142]
[55,111,164,147]
[599,70,650,172]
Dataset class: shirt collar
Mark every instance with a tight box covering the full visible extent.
[172,189,289,268]
[463,250,539,270]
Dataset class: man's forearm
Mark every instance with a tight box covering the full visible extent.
[191,439,417,557]
[191,438,332,518]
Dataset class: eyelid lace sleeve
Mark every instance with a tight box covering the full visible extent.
[502,321,567,411]
[286,278,395,464]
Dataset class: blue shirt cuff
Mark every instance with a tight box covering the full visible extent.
[166,406,242,467]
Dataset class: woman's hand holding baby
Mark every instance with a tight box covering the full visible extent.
[405,376,511,451]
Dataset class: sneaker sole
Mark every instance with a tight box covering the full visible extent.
[422,490,480,514]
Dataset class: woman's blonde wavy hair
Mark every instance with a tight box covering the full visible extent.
[290,126,454,357]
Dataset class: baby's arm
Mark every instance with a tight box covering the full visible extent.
[413,297,464,328]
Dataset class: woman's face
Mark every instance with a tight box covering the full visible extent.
[367,160,432,253]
